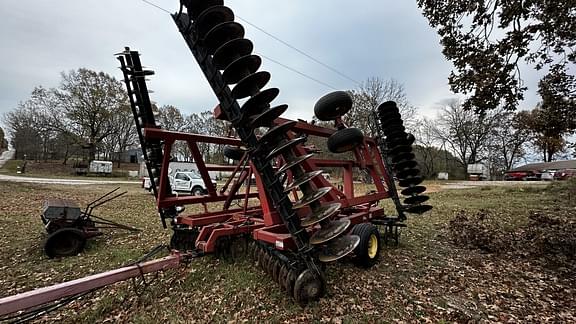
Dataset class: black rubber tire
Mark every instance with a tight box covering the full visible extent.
[327,127,364,153]
[191,186,205,196]
[223,146,246,160]
[44,228,86,258]
[314,91,353,121]
[350,223,381,268]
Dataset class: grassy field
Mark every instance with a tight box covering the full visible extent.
[0,181,574,322]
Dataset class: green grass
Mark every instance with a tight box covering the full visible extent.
[0,159,21,173]
[0,181,574,322]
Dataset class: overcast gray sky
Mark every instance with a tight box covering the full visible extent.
[1,0,544,127]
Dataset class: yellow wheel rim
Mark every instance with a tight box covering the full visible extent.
[367,234,378,259]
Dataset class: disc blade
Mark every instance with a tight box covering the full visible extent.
[398,175,423,187]
[383,124,405,135]
[250,104,288,128]
[392,152,415,164]
[301,203,342,227]
[187,0,223,19]
[284,269,297,296]
[406,133,415,145]
[380,111,402,123]
[404,195,430,205]
[204,21,245,53]
[395,159,418,170]
[285,170,323,192]
[232,71,271,99]
[265,137,306,160]
[213,38,253,70]
[272,259,281,282]
[310,219,351,245]
[386,132,410,145]
[377,101,399,114]
[259,120,296,144]
[404,204,433,214]
[276,153,314,175]
[292,186,332,209]
[293,269,325,305]
[318,235,360,262]
[396,168,420,179]
[278,264,288,290]
[222,54,262,84]
[400,185,426,196]
[196,5,234,38]
[240,88,279,119]
[389,144,412,156]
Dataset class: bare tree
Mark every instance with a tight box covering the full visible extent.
[3,101,57,161]
[155,105,192,160]
[0,127,7,151]
[100,104,137,166]
[345,77,417,136]
[434,99,503,174]
[413,117,442,178]
[486,112,530,175]
[49,69,128,161]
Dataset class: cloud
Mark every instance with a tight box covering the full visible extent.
[0,0,545,130]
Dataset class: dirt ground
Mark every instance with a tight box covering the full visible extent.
[0,180,574,323]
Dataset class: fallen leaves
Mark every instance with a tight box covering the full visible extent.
[0,181,575,322]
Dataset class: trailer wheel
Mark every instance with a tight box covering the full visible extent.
[327,128,364,153]
[314,91,353,121]
[44,228,86,258]
[350,223,381,268]
[223,146,246,160]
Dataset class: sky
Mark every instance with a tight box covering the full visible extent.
[0,0,545,130]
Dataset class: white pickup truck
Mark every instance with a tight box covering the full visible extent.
[143,170,216,195]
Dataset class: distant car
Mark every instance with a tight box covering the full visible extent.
[540,171,555,181]
[171,171,217,195]
[143,170,216,195]
[504,171,534,181]
[554,169,576,180]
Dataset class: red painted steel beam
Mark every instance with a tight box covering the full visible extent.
[275,117,336,137]
[144,128,243,146]
[0,254,182,316]
[205,164,247,172]
[158,192,260,208]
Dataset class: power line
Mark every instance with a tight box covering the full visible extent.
[257,53,338,90]
[137,0,341,90]
[140,0,171,14]
[235,15,361,86]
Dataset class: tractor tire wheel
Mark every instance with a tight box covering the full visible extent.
[350,223,381,268]
[44,228,86,258]
[314,91,353,121]
[327,128,364,153]
[191,186,205,196]
[223,146,246,160]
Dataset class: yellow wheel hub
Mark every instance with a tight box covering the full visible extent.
[367,233,378,259]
